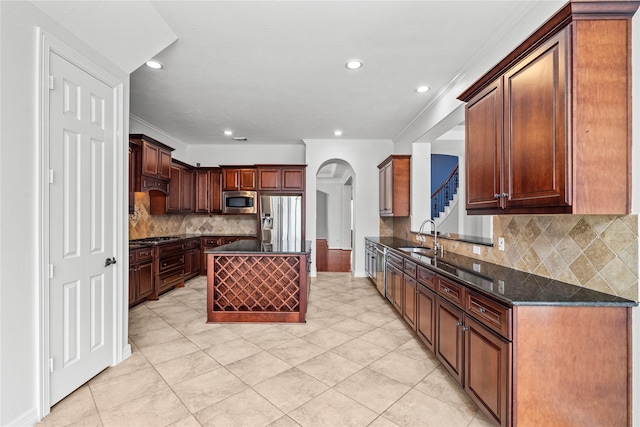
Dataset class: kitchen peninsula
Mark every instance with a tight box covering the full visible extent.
[206,239,311,323]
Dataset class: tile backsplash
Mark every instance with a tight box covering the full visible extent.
[395,214,638,301]
[129,192,257,239]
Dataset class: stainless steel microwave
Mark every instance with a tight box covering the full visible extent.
[222,191,257,214]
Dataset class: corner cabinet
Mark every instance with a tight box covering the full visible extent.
[459,1,638,215]
[378,155,410,217]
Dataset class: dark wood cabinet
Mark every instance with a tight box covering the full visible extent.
[166,160,194,214]
[464,315,510,427]
[129,246,153,307]
[402,259,417,329]
[200,236,255,275]
[385,252,403,313]
[257,165,306,192]
[129,134,173,196]
[378,155,410,217]
[465,32,567,213]
[195,168,222,214]
[128,143,140,213]
[459,2,636,215]
[416,283,436,352]
[222,167,257,191]
[435,297,464,384]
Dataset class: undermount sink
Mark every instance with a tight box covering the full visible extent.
[397,246,436,256]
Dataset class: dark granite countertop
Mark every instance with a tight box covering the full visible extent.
[207,239,312,254]
[366,237,637,307]
[129,234,257,248]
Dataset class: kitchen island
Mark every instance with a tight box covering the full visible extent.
[206,239,311,323]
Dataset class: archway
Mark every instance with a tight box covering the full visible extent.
[315,159,355,272]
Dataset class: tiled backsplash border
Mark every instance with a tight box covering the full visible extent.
[393,215,638,301]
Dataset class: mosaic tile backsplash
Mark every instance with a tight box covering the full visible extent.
[394,215,638,301]
[129,192,257,239]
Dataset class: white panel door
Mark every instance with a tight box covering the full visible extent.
[49,52,116,405]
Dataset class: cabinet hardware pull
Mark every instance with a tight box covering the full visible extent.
[502,193,509,198]
[462,326,469,332]
[444,287,450,293]
[456,321,463,326]
[478,307,486,313]
[494,193,500,199]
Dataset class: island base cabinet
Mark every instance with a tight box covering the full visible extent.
[512,306,630,427]
[464,316,510,427]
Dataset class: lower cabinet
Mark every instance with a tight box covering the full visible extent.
[129,247,154,307]
[464,315,510,426]
[416,283,436,352]
[200,236,256,275]
[385,263,403,313]
[435,297,465,384]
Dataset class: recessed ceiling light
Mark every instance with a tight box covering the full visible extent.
[334,130,343,136]
[345,59,363,70]
[224,130,233,136]
[145,60,163,70]
[416,85,430,93]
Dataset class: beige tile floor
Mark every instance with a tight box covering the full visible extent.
[37,273,494,427]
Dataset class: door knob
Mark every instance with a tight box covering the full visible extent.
[104,257,117,267]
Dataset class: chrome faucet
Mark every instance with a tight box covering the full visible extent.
[418,219,439,255]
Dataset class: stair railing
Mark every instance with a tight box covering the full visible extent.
[431,165,459,219]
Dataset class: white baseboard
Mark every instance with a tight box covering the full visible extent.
[6,407,38,427]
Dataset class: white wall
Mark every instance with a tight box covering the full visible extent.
[316,191,328,239]
[187,142,305,166]
[0,2,130,425]
[305,140,392,276]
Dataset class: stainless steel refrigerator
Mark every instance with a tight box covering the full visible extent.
[260,195,303,246]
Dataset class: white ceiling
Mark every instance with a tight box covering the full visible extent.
[32,0,566,146]
[129,1,565,145]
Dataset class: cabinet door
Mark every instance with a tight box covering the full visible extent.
[159,149,172,180]
[181,169,194,212]
[503,30,567,209]
[195,170,210,213]
[390,265,403,313]
[166,164,182,213]
[466,80,502,211]
[403,274,417,330]
[128,266,137,307]
[435,297,464,384]
[464,315,510,427]
[282,168,304,190]
[379,163,393,214]
[210,169,222,212]
[240,169,257,190]
[416,284,436,352]
[258,168,280,190]
[142,141,160,177]
[222,168,240,191]
[137,262,154,299]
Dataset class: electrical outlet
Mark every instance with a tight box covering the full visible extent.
[473,245,481,255]
[498,237,505,251]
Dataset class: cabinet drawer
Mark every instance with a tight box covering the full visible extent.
[403,259,417,278]
[157,241,184,256]
[436,275,465,308]
[135,248,153,262]
[159,253,185,273]
[417,265,435,290]
[202,237,221,246]
[466,290,511,339]
[158,268,185,291]
[387,252,403,269]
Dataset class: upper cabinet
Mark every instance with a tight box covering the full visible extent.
[130,134,174,195]
[222,167,257,191]
[378,155,410,217]
[166,160,195,214]
[459,1,638,215]
[195,168,222,214]
[257,165,306,192]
